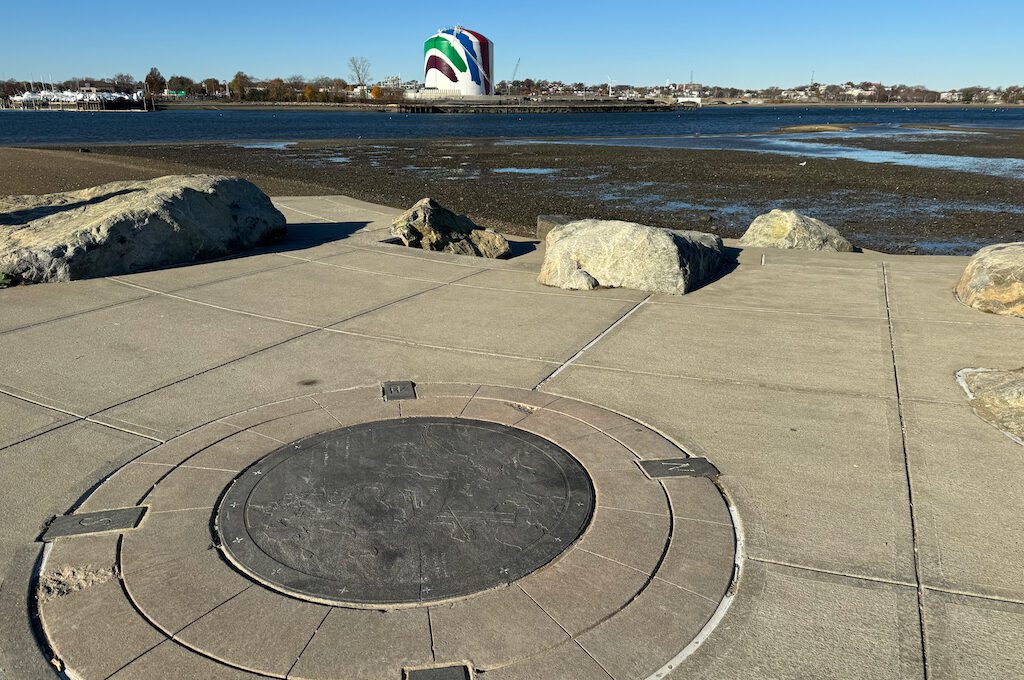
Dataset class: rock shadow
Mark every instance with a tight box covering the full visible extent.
[686,245,741,293]
[506,239,539,258]
[259,221,371,252]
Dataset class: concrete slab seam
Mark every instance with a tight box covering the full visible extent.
[158,258,310,296]
[535,295,653,390]
[110,532,272,677]
[323,326,561,365]
[318,195,401,219]
[536,388,705,458]
[276,251,457,285]
[285,608,332,678]
[745,556,917,588]
[646,299,887,321]
[643,477,745,680]
[0,420,77,455]
[881,262,931,679]
[515,585,613,678]
[568,360,898,403]
[0,293,157,338]
[112,274,564,369]
[920,585,1024,607]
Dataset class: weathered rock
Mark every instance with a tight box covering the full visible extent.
[536,214,576,241]
[538,219,725,295]
[0,175,286,284]
[390,198,510,258]
[739,209,853,252]
[957,367,1024,445]
[954,242,1024,317]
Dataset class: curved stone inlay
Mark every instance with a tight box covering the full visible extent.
[216,416,595,606]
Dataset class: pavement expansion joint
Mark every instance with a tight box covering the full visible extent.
[881,262,931,676]
[29,384,740,679]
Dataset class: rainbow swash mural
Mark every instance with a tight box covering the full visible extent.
[423,27,494,96]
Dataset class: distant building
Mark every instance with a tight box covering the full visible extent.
[424,26,494,96]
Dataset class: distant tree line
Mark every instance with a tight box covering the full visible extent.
[0,60,375,102]
[3,68,1023,105]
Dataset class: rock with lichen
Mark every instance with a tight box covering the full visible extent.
[538,219,724,294]
[955,242,1024,318]
[957,367,1024,445]
[0,175,286,285]
[739,209,853,252]
[390,198,509,258]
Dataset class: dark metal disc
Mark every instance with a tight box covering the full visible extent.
[215,417,594,606]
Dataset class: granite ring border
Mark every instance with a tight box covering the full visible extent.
[36,383,740,679]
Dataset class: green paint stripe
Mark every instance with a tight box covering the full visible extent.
[423,36,467,72]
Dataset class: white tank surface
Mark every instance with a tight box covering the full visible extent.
[423,26,494,96]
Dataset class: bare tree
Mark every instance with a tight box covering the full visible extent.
[112,73,137,92]
[348,57,371,91]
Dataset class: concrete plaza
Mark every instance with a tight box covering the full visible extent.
[1,194,1022,679]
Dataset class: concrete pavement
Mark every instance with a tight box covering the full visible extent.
[1,194,1021,679]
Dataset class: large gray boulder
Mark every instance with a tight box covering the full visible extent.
[0,174,285,285]
[536,214,576,241]
[538,219,725,295]
[957,367,1024,445]
[391,198,509,259]
[739,209,853,252]
[955,242,1024,318]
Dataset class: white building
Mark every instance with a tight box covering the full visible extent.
[423,26,494,96]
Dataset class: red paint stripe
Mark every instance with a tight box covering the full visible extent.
[425,54,459,83]
[461,29,492,94]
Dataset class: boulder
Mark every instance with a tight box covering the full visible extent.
[0,175,286,285]
[957,367,1024,445]
[536,214,576,241]
[739,209,853,252]
[538,219,725,295]
[954,242,1024,317]
[390,198,509,258]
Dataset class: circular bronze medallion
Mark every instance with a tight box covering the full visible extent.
[216,417,594,606]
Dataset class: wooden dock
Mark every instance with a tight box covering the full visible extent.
[1,99,147,112]
[397,100,683,114]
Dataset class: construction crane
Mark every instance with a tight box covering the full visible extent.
[507,58,521,96]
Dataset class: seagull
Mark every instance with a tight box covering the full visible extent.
[798,161,808,166]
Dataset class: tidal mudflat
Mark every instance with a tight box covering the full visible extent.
[3,123,1023,254]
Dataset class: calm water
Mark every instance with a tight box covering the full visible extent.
[1,106,1023,145]
[511,125,1024,180]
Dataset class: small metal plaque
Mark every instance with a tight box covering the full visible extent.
[382,380,417,401]
[41,506,147,541]
[406,666,472,680]
[639,457,719,479]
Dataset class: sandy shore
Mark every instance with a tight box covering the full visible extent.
[2,129,1023,254]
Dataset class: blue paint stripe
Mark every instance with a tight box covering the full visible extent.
[453,32,482,86]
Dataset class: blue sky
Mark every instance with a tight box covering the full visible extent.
[2,1,1021,89]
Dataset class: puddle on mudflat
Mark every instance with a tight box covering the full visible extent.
[507,127,1024,180]
[493,167,560,175]
[908,239,993,255]
[235,141,296,150]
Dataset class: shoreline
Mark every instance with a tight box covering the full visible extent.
[4,101,1018,115]
[3,130,1023,256]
